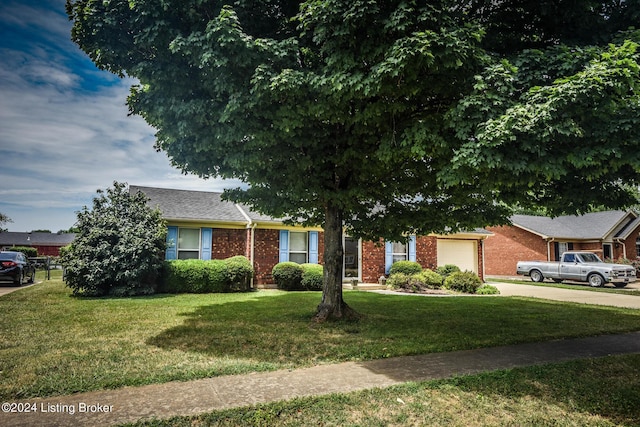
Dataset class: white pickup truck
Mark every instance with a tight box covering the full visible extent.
[516,251,637,288]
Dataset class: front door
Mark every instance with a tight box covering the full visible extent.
[343,237,361,281]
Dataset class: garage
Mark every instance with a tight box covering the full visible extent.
[437,239,478,273]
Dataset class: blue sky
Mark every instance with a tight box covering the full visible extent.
[0,0,240,232]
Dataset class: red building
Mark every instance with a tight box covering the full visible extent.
[132,186,492,287]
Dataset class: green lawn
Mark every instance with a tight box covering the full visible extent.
[125,354,640,426]
[2,273,640,401]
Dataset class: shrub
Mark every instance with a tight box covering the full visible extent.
[477,284,500,295]
[272,262,304,290]
[389,261,422,276]
[419,269,444,289]
[6,246,37,257]
[443,271,483,294]
[387,270,443,292]
[225,256,253,291]
[60,182,166,296]
[300,263,323,291]
[161,256,254,293]
[387,272,420,292]
[436,264,461,278]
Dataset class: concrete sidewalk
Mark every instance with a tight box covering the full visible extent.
[2,331,640,427]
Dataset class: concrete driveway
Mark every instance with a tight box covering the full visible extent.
[489,281,640,309]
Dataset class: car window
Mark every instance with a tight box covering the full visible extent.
[564,253,575,262]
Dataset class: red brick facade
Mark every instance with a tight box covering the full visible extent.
[485,223,640,276]
[211,229,248,260]
[170,225,487,286]
[485,225,548,276]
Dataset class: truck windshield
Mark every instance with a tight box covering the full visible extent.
[578,253,602,263]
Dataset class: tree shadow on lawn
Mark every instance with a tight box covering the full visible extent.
[146,291,640,366]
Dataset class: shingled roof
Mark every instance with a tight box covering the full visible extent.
[0,232,75,247]
[511,210,637,240]
[130,186,252,223]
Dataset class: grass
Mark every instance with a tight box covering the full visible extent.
[125,354,640,426]
[489,277,640,296]
[2,272,640,402]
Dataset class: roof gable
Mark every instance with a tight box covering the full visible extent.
[511,210,636,240]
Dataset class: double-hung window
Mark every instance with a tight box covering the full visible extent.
[279,230,319,264]
[288,232,309,264]
[177,228,200,259]
[385,236,417,274]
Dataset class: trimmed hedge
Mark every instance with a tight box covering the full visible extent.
[272,262,324,291]
[389,261,422,276]
[301,263,323,291]
[443,271,483,294]
[161,256,253,293]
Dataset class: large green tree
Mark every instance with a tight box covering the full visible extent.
[67,0,640,320]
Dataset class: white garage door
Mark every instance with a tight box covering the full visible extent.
[437,239,478,273]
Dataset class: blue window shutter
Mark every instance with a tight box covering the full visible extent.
[166,226,178,260]
[408,235,417,262]
[201,228,212,260]
[385,241,393,274]
[279,230,289,262]
[309,231,319,264]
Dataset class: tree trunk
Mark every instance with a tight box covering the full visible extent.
[313,202,360,322]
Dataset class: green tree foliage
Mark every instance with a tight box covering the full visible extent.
[61,182,167,296]
[67,0,640,319]
[0,212,12,232]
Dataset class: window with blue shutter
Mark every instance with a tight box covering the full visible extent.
[279,230,289,262]
[166,226,178,260]
[408,235,417,262]
[201,228,212,260]
[309,231,319,264]
[385,241,393,274]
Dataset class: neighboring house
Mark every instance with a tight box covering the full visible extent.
[132,186,492,286]
[0,232,75,256]
[485,210,640,276]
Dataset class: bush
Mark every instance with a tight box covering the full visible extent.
[6,246,38,257]
[225,256,253,291]
[477,284,500,295]
[60,182,166,296]
[443,271,483,294]
[272,262,304,290]
[389,261,422,276]
[161,256,254,293]
[387,269,443,292]
[419,269,444,289]
[300,263,323,291]
[436,264,461,278]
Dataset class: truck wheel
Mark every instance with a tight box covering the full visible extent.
[530,270,544,283]
[588,273,604,287]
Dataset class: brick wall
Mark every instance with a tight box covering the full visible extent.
[416,236,438,270]
[253,229,280,286]
[362,239,386,283]
[623,226,640,260]
[485,225,548,276]
[211,229,247,260]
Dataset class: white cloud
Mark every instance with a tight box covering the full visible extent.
[0,0,244,232]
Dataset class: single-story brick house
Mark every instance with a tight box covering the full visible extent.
[132,186,492,286]
[485,210,640,276]
[0,232,76,256]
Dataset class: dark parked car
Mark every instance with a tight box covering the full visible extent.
[0,251,36,285]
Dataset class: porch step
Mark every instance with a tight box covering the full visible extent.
[343,283,388,291]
